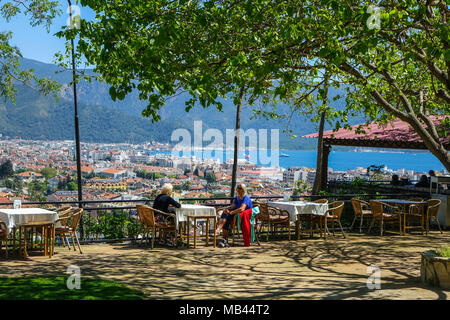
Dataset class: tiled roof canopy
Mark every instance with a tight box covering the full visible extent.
[303,116,449,150]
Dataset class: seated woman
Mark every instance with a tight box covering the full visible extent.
[415,175,430,188]
[216,183,252,246]
[152,183,181,244]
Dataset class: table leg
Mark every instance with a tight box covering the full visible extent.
[23,227,28,259]
[205,218,209,247]
[213,218,217,248]
[12,227,16,255]
[49,225,54,258]
[187,216,190,249]
[43,226,48,256]
[194,217,197,249]
[40,226,44,252]
[178,222,183,247]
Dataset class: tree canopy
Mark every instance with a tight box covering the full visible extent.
[64,0,449,169]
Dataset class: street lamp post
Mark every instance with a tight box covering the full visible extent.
[68,0,84,240]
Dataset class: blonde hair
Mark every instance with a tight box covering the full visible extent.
[236,183,247,195]
[161,183,173,196]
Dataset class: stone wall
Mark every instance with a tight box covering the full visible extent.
[420,250,450,289]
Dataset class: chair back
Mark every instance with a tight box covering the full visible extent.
[136,205,146,224]
[136,205,156,227]
[257,203,270,222]
[351,199,365,216]
[369,200,384,217]
[58,208,74,227]
[409,197,424,202]
[330,201,345,218]
[57,206,72,214]
[314,199,328,204]
[427,199,441,218]
[68,208,83,230]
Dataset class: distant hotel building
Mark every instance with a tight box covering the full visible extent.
[283,167,315,185]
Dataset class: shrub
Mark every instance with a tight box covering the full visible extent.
[436,246,450,258]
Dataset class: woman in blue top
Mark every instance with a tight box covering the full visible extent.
[216,183,252,243]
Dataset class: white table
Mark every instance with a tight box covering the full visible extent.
[175,204,217,248]
[0,208,58,258]
[0,208,58,232]
[268,201,329,222]
[174,204,216,223]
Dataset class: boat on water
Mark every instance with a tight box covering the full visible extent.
[280,153,290,157]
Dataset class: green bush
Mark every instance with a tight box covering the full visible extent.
[81,211,143,240]
[436,246,450,258]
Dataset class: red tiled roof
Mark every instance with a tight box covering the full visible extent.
[303,116,449,148]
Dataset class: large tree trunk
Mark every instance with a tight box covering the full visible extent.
[312,112,326,195]
[230,86,245,200]
[312,77,329,195]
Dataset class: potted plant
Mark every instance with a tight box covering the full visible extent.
[421,246,450,289]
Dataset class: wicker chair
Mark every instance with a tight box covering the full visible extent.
[32,207,72,250]
[57,206,73,214]
[0,221,8,258]
[404,203,425,235]
[322,201,346,238]
[55,207,75,249]
[54,208,84,254]
[425,199,442,235]
[368,201,402,236]
[136,205,178,249]
[350,199,372,233]
[296,199,329,239]
[253,201,290,241]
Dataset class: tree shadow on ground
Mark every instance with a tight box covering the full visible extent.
[0,231,449,300]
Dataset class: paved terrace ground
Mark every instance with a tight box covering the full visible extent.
[1,231,449,300]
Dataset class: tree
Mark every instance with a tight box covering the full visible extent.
[293,180,312,196]
[0,160,13,179]
[183,181,191,191]
[62,0,449,172]
[67,181,77,191]
[40,167,57,180]
[1,0,61,101]
[205,172,216,184]
[59,0,281,200]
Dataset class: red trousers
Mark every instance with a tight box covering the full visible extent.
[240,208,253,247]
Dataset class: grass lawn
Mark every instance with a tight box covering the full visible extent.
[0,276,146,300]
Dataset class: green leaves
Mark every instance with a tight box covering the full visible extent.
[1,1,62,102]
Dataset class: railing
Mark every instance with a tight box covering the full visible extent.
[0,191,431,243]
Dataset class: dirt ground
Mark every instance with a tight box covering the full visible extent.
[1,231,449,300]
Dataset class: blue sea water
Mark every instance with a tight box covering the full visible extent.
[155,149,447,173]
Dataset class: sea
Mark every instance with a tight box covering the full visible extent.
[154,149,447,173]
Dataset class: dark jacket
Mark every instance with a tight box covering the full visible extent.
[152,194,181,213]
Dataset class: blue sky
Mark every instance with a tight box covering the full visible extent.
[3,1,95,64]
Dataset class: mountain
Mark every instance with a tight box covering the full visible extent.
[0,84,185,144]
[2,57,364,148]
